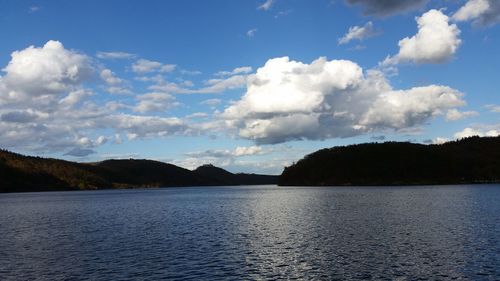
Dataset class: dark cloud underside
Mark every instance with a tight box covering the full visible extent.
[346,0,428,16]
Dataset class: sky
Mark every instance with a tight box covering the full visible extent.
[0,0,499,174]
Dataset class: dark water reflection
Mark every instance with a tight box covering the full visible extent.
[0,185,499,280]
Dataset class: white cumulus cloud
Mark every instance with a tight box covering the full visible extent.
[383,9,461,65]
[0,41,193,156]
[222,56,466,144]
[1,40,92,104]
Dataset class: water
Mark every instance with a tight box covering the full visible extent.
[0,185,499,280]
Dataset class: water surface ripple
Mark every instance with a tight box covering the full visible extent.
[0,185,499,280]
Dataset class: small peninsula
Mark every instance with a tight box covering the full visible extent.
[279,136,500,186]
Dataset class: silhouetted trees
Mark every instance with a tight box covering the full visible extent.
[0,150,277,192]
[279,136,500,186]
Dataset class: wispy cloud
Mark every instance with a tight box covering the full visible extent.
[445,109,479,121]
[275,9,292,19]
[452,0,500,26]
[132,59,176,74]
[180,69,202,76]
[29,6,40,13]
[485,104,500,113]
[215,66,252,77]
[246,28,258,38]
[258,0,274,11]
[200,99,222,106]
[96,51,136,60]
[338,21,381,45]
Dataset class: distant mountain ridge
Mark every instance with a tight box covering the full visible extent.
[194,164,279,185]
[0,150,278,192]
[279,136,500,186]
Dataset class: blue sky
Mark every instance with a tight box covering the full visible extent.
[0,0,499,174]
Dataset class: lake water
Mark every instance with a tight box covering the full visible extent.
[0,185,499,280]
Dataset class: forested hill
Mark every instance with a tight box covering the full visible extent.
[0,150,278,193]
[279,136,500,186]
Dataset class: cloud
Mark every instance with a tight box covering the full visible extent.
[452,0,500,26]
[485,104,500,113]
[179,145,265,170]
[97,153,140,159]
[0,109,42,123]
[64,148,96,157]
[359,85,465,129]
[247,28,258,38]
[258,0,274,11]
[58,89,93,109]
[454,127,499,139]
[106,86,133,95]
[132,59,176,74]
[133,92,179,113]
[185,146,264,158]
[222,56,465,144]
[175,145,294,174]
[275,9,292,19]
[432,137,449,144]
[338,22,381,45]
[0,40,194,155]
[100,69,123,85]
[0,40,92,104]
[197,75,248,93]
[233,145,263,156]
[186,146,262,158]
[96,51,136,59]
[383,9,461,65]
[180,69,202,76]
[186,112,209,119]
[348,45,367,51]
[102,114,192,140]
[0,40,473,158]
[100,69,132,95]
[147,79,190,94]
[216,66,252,77]
[445,109,478,121]
[29,6,40,13]
[200,98,222,106]
[147,73,247,94]
[346,0,428,16]
[140,65,251,95]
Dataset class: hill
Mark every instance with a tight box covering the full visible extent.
[279,136,500,186]
[0,150,278,193]
[193,164,278,185]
